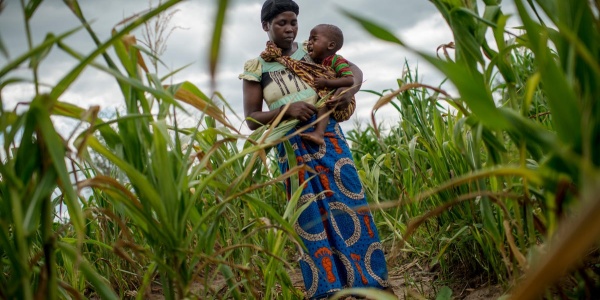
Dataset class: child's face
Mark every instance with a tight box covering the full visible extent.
[307,26,334,62]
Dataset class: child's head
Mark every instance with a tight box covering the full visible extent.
[307,24,344,62]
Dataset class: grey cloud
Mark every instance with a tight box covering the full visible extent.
[2,0,453,135]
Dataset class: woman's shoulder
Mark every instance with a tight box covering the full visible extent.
[238,57,263,82]
[242,57,263,68]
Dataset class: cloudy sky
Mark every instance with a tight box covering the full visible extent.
[1,0,500,137]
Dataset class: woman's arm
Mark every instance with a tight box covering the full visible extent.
[326,61,362,109]
[243,79,278,130]
[243,79,318,131]
[347,61,363,93]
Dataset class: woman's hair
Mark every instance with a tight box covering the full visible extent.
[261,0,299,23]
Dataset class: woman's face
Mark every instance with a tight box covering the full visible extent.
[263,11,298,50]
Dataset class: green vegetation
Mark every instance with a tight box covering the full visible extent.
[1,0,599,299]
[345,0,600,298]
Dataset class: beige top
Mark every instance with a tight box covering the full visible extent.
[239,42,318,110]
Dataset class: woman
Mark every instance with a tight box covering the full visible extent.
[239,1,393,298]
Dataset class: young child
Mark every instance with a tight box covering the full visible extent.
[301,24,354,145]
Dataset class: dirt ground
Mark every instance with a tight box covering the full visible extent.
[287,258,505,300]
[137,248,507,300]
[127,246,600,299]
[138,257,506,300]
[139,263,504,299]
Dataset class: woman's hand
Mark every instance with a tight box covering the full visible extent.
[243,79,316,129]
[326,88,352,111]
[284,101,318,122]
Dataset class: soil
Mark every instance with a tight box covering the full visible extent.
[121,242,600,299]
[284,261,503,299]
[138,257,506,300]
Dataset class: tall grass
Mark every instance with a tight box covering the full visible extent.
[345,0,600,298]
[351,60,540,284]
[1,1,307,299]
[2,0,600,299]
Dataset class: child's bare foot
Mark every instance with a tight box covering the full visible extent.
[301,131,326,145]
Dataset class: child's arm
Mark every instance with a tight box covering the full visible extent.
[314,75,354,89]
[326,61,361,111]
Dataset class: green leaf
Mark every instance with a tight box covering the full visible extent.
[112,30,138,76]
[514,0,581,145]
[0,25,82,78]
[32,95,85,233]
[63,0,83,19]
[283,140,298,193]
[28,33,55,69]
[436,286,453,300]
[450,8,484,67]
[23,170,57,235]
[57,242,119,300]
[0,31,8,59]
[342,10,509,130]
[209,0,228,86]
[52,101,123,149]
[150,120,177,221]
[49,0,181,100]
[0,114,19,141]
[511,174,600,299]
[25,0,43,20]
[87,136,170,239]
[340,9,404,46]
[427,58,509,129]
[532,0,557,24]
[501,108,558,157]
[57,41,184,113]
[481,4,501,23]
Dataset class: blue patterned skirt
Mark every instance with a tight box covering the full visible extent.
[277,117,389,299]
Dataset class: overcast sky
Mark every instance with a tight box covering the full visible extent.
[1,0,483,137]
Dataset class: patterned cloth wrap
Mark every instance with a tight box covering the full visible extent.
[260,41,356,122]
[277,119,389,299]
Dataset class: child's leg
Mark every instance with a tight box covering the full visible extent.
[312,107,329,137]
[301,107,328,145]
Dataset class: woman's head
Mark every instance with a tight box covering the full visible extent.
[261,0,299,23]
[261,0,299,50]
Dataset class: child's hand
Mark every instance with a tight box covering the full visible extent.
[314,77,328,89]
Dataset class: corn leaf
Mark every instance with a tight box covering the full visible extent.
[209,0,228,89]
